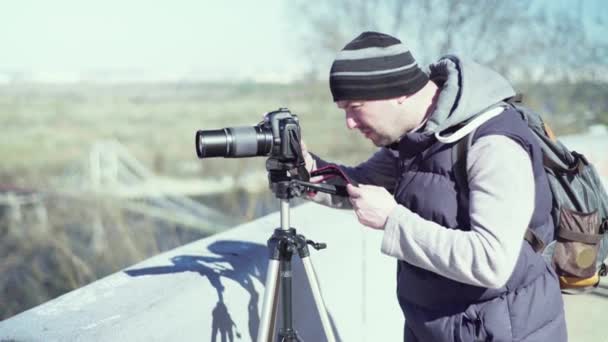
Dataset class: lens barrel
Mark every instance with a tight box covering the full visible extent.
[196,126,273,158]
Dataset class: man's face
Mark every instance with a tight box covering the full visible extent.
[337,98,407,147]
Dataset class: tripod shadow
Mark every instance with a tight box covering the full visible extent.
[125,240,267,342]
[287,258,344,342]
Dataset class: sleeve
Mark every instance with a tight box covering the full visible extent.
[380,135,535,288]
[308,147,400,209]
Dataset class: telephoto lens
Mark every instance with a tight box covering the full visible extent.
[195,126,273,158]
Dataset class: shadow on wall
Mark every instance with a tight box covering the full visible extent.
[125,240,267,342]
[124,239,344,342]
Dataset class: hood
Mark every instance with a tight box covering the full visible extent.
[422,55,516,133]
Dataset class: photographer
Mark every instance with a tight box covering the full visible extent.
[302,32,567,341]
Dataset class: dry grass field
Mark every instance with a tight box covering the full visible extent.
[0,82,374,186]
[0,81,376,320]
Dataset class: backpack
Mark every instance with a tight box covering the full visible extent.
[451,98,608,293]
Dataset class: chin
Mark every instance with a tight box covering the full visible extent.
[371,139,386,147]
[372,137,392,147]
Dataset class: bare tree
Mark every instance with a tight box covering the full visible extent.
[288,0,606,82]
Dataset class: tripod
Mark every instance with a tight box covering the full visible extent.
[257,160,337,342]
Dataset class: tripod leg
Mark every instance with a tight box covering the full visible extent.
[258,259,281,342]
[301,256,336,342]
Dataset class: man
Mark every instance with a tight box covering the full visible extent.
[302,32,567,341]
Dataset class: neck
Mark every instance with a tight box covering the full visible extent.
[406,82,439,133]
[420,82,440,123]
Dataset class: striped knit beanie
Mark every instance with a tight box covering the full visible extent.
[329,31,429,102]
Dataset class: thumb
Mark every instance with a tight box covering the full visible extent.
[301,140,309,154]
[300,140,315,173]
[346,183,361,198]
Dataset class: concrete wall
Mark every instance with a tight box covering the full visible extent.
[0,202,403,342]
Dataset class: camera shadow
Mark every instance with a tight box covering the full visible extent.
[125,240,266,342]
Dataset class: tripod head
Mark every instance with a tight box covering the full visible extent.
[265,139,349,200]
[266,157,349,199]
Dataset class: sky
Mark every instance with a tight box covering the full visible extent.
[0,0,300,82]
[0,0,604,83]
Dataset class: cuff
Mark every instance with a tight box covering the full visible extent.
[381,205,411,257]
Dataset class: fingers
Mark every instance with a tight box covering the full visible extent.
[301,140,308,154]
[353,207,364,222]
[309,175,324,183]
[347,184,361,209]
[346,183,361,198]
[346,184,395,230]
[300,140,315,173]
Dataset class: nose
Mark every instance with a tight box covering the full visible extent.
[345,113,358,130]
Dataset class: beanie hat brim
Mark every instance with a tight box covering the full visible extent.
[329,32,429,102]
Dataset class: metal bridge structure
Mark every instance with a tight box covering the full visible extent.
[0,140,246,238]
[82,139,240,234]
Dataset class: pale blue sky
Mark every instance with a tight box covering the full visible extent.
[0,0,299,81]
[1,0,604,82]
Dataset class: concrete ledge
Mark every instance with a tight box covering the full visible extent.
[0,202,402,341]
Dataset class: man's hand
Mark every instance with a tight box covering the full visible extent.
[301,140,316,174]
[347,183,398,229]
[299,140,323,199]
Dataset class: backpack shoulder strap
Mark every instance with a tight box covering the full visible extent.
[450,108,545,253]
[452,128,474,197]
[447,103,508,195]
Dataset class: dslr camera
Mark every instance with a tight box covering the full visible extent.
[196,108,303,165]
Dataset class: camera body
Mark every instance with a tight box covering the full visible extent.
[195,108,302,163]
[263,108,302,162]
